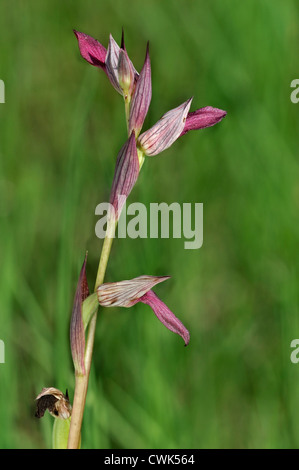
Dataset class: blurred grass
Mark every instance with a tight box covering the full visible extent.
[0,0,299,449]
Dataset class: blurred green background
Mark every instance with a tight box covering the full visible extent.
[0,0,299,449]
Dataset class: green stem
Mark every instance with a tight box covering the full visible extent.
[67,89,130,449]
[124,96,131,134]
[94,227,115,290]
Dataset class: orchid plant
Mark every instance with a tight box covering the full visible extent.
[35,29,226,449]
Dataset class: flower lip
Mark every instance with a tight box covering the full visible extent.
[180,106,227,137]
[140,290,190,346]
[73,30,107,69]
[97,275,190,346]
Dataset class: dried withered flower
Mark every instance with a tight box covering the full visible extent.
[35,387,72,419]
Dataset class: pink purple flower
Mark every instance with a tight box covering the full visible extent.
[97,275,190,346]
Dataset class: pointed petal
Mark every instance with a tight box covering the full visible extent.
[139,290,190,346]
[128,43,152,136]
[97,275,170,307]
[105,34,123,94]
[119,29,139,83]
[118,48,136,98]
[73,30,106,69]
[109,131,140,221]
[138,98,192,156]
[180,106,227,136]
[120,28,125,50]
[70,253,89,375]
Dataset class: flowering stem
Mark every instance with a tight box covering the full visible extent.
[67,230,115,449]
[94,226,115,290]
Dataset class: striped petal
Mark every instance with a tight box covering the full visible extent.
[109,131,140,221]
[97,275,190,346]
[138,98,192,156]
[105,34,123,94]
[97,275,170,307]
[128,43,152,137]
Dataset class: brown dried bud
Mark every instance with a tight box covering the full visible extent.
[35,387,72,419]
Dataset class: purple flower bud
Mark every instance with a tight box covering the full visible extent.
[109,131,140,222]
[128,43,152,137]
[118,48,136,99]
[97,275,190,346]
[74,31,138,98]
[73,30,107,69]
[105,34,139,96]
[138,98,192,156]
[70,253,90,376]
[180,106,227,137]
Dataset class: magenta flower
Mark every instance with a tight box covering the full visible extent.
[74,30,139,101]
[97,275,190,346]
[74,30,152,135]
[73,30,107,69]
[180,106,227,136]
[73,30,226,155]
[74,29,226,222]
